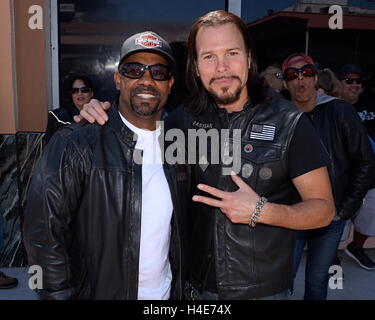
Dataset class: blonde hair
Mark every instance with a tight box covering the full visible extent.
[261,65,283,93]
[317,68,343,99]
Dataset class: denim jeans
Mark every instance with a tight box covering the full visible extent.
[291,218,346,300]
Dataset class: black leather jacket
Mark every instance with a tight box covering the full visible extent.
[306,93,374,220]
[23,103,189,300]
[169,96,316,299]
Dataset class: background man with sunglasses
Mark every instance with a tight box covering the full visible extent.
[339,64,364,106]
[23,31,189,300]
[283,53,374,300]
[338,64,375,270]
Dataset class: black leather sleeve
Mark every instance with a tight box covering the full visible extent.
[44,109,71,145]
[23,129,86,299]
[336,101,375,220]
[44,112,61,144]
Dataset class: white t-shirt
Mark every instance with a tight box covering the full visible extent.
[119,112,173,300]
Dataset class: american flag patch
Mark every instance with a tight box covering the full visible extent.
[250,124,276,141]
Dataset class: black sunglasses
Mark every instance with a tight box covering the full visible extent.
[71,87,92,94]
[283,64,316,81]
[343,78,363,85]
[119,63,171,81]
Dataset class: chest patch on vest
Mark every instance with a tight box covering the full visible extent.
[192,121,214,129]
[250,124,276,141]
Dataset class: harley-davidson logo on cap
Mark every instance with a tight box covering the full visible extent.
[135,33,162,49]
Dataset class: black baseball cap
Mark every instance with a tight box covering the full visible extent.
[119,31,175,68]
[338,64,363,79]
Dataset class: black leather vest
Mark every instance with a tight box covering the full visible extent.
[187,96,304,299]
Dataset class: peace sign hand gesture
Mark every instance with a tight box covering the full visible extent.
[192,173,262,225]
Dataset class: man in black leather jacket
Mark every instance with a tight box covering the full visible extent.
[23,32,189,300]
[75,11,336,300]
[339,64,375,270]
[282,53,374,300]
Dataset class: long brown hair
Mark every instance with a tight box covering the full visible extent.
[186,10,266,116]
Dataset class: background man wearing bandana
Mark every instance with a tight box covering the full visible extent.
[283,53,374,300]
[338,64,375,270]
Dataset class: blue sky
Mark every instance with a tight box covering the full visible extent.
[242,0,375,23]
[242,0,299,22]
[104,0,375,23]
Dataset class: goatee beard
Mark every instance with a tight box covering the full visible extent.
[210,86,242,105]
[130,101,162,117]
[130,86,161,116]
[209,76,242,105]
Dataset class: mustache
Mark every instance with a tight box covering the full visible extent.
[209,75,241,85]
[131,86,159,96]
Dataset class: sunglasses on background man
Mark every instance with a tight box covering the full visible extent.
[283,64,316,81]
[342,78,363,85]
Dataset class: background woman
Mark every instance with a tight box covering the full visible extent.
[44,75,94,143]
